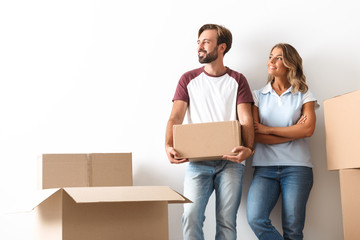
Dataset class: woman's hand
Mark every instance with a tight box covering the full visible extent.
[254,121,271,135]
[297,115,307,124]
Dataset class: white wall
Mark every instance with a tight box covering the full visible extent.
[1,0,359,239]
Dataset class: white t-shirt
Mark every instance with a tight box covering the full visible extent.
[173,66,253,124]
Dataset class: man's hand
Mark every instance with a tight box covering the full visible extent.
[166,146,189,164]
[222,146,253,163]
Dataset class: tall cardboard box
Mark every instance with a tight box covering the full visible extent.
[339,169,360,240]
[173,120,241,161]
[324,90,360,170]
[324,90,360,240]
[41,153,132,189]
[34,186,191,240]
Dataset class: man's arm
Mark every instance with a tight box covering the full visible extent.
[165,100,189,164]
[222,103,254,163]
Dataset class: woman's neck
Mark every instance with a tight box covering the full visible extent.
[272,78,291,96]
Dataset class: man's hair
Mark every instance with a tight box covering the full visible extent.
[198,24,232,55]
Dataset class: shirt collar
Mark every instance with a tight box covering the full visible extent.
[261,82,294,95]
[261,82,273,94]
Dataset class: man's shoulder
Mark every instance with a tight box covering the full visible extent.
[181,67,204,79]
[226,67,245,80]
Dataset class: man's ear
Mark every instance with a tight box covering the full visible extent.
[219,43,227,55]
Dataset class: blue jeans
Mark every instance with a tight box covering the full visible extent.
[247,166,313,240]
[182,160,245,240]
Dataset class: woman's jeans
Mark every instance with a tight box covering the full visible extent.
[247,166,313,240]
[182,160,245,240]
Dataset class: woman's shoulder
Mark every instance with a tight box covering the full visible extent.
[254,83,272,95]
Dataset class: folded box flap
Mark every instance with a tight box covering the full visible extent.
[32,188,62,210]
[63,186,191,204]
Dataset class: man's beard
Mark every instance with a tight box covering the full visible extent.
[198,46,218,64]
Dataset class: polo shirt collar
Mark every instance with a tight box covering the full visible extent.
[261,82,294,95]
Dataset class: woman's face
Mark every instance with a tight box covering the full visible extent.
[267,47,288,78]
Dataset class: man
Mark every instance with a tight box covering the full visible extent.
[165,24,254,240]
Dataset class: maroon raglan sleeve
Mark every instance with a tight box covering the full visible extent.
[172,73,190,103]
[235,73,254,104]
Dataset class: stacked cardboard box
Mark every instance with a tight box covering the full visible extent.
[324,90,360,240]
[34,153,190,240]
[173,120,241,161]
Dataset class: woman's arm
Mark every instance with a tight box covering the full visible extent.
[253,105,294,144]
[255,133,293,144]
[255,101,316,139]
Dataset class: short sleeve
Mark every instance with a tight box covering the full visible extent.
[172,74,190,103]
[252,90,259,107]
[235,74,254,104]
[302,90,320,110]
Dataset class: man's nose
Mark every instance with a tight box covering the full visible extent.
[198,42,204,51]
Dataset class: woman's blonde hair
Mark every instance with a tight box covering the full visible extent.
[267,43,308,93]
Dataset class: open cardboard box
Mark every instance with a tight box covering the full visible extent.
[324,90,360,170]
[173,120,241,161]
[40,153,133,189]
[33,153,191,239]
[33,186,191,240]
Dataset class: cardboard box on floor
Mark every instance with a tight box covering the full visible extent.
[324,90,360,240]
[173,120,241,161]
[339,169,360,240]
[40,153,133,189]
[324,90,360,170]
[34,186,191,240]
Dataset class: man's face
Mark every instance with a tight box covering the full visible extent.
[197,29,219,64]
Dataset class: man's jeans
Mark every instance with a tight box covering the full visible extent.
[182,160,245,240]
[247,166,313,240]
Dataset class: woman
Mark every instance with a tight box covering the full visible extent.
[247,43,318,240]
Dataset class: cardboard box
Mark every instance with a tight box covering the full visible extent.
[173,120,241,161]
[324,90,360,170]
[41,153,132,189]
[339,169,360,240]
[34,186,191,240]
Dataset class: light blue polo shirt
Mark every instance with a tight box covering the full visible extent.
[252,83,319,167]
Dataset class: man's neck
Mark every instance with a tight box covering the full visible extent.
[203,59,227,77]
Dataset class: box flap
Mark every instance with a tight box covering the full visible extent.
[90,153,133,186]
[42,154,89,189]
[42,153,133,189]
[32,188,62,210]
[63,186,191,204]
